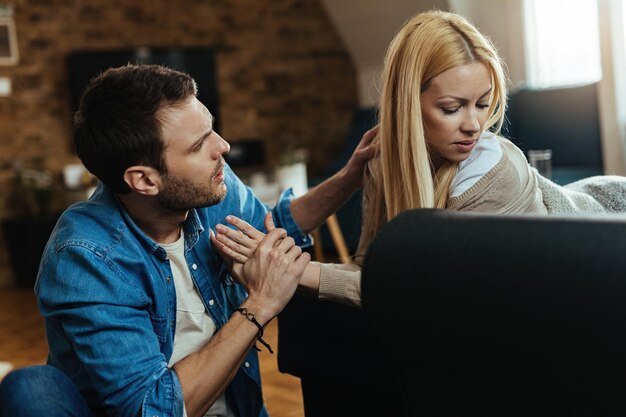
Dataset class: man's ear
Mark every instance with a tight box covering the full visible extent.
[123,166,162,196]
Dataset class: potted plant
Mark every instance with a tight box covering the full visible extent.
[276,144,309,198]
[2,159,60,288]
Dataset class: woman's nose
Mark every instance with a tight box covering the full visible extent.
[461,109,480,134]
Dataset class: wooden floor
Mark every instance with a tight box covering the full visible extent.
[0,286,304,417]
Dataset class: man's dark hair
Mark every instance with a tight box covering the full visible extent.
[74,64,197,193]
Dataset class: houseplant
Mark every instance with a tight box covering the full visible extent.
[2,160,60,287]
[276,144,309,198]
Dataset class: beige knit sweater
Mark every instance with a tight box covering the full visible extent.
[316,136,547,307]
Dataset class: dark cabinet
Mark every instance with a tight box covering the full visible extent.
[2,216,59,288]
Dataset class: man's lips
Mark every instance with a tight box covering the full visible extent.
[212,164,224,180]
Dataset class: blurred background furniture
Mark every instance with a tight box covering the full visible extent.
[67,47,220,130]
[505,83,605,184]
[312,107,377,256]
[226,108,378,262]
[225,138,351,262]
[2,215,59,288]
[279,209,626,417]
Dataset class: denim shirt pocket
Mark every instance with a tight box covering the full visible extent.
[150,314,169,345]
[222,272,248,312]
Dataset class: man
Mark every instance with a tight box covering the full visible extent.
[0,64,375,417]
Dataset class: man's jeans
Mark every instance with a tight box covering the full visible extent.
[0,365,94,417]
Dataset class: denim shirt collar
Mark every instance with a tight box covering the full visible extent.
[99,183,206,260]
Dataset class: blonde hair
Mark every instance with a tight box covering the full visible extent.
[370,10,508,233]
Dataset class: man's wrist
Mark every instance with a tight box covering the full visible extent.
[239,298,275,327]
[234,304,275,354]
[338,163,363,192]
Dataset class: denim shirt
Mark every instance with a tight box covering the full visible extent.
[35,165,311,417]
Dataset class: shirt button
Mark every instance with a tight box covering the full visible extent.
[170,320,174,327]
[166,276,171,283]
[208,299,215,306]
[191,264,198,270]
[244,362,250,368]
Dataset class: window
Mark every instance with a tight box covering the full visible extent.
[524,0,601,88]
[623,2,626,61]
[0,18,18,65]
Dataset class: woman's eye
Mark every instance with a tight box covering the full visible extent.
[477,103,490,110]
[442,107,460,115]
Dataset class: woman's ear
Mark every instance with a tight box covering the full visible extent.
[123,166,162,196]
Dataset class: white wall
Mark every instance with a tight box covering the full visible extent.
[448,0,527,91]
[597,0,626,175]
[320,0,448,107]
[320,0,528,106]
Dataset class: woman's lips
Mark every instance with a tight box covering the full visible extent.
[454,140,477,153]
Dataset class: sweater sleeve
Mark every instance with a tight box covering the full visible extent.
[317,262,362,307]
[315,159,382,308]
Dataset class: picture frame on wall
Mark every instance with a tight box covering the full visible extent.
[0,13,18,66]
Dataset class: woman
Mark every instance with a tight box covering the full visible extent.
[213,10,626,307]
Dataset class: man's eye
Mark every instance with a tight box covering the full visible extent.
[193,139,206,152]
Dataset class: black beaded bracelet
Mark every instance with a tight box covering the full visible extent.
[236,307,274,354]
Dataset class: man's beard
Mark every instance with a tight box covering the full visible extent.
[158,169,226,211]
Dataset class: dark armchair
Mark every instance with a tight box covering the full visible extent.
[505,83,604,184]
[278,209,626,416]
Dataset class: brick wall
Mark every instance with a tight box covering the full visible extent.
[0,0,357,286]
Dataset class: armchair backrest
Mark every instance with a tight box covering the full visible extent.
[505,83,603,169]
[362,209,626,416]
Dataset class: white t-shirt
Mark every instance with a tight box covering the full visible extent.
[161,231,235,417]
[449,132,503,198]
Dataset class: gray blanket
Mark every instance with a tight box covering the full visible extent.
[537,173,626,214]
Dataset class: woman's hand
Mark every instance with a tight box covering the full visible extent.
[212,212,275,264]
[211,212,321,295]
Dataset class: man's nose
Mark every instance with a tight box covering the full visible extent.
[214,134,230,158]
